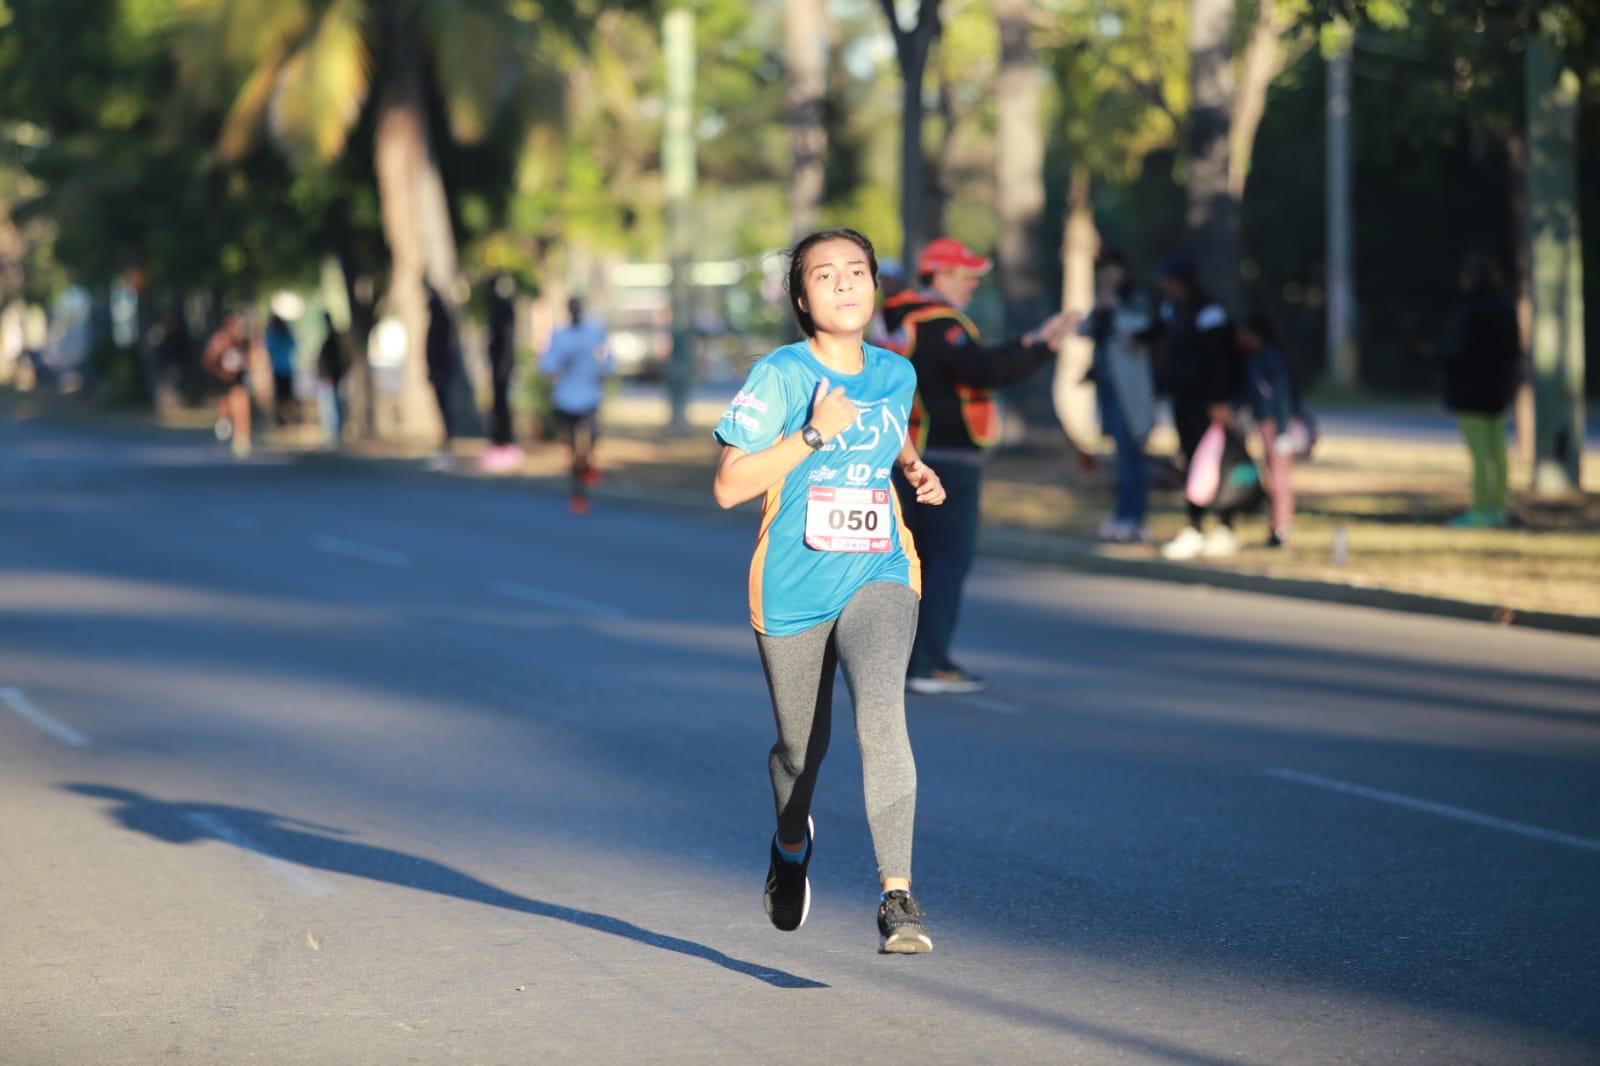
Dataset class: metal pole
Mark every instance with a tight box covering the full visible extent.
[663,6,696,428]
[1325,21,1357,389]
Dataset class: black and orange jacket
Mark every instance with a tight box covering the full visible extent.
[879,289,1056,454]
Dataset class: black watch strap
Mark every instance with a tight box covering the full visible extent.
[801,425,825,451]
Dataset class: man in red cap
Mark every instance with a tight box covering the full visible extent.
[881,237,1074,694]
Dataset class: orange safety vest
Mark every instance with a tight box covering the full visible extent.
[882,302,1001,450]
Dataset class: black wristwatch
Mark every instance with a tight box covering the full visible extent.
[800,424,825,451]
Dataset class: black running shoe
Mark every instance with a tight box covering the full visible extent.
[763,820,813,932]
[877,889,932,954]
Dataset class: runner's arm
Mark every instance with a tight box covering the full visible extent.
[896,440,946,506]
[713,436,818,509]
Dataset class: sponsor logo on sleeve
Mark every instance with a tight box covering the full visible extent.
[731,390,769,413]
[720,410,762,433]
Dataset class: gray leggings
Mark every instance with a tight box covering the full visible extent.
[755,581,919,883]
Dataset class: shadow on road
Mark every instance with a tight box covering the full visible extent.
[63,783,826,991]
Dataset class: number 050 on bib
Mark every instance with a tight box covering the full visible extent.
[805,487,893,553]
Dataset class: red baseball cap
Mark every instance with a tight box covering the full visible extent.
[918,237,992,277]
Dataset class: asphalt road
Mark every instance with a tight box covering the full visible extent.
[2,414,1597,1065]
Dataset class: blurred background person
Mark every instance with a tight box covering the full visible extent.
[1156,251,1246,561]
[481,275,523,472]
[316,311,348,448]
[539,296,613,514]
[1236,313,1301,548]
[264,311,298,427]
[425,285,460,468]
[1075,248,1157,544]
[201,312,253,459]
[1430,252,1520,528]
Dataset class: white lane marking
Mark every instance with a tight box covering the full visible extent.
[206,509,261,532]
[1265,768,1600,855]
[0,687,90,747]
[957,695,1025,716]
[185,813,332,896]
[314,535,411,569]
[489,579,627,620]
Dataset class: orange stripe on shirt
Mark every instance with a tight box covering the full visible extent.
[891,489,922,598]
[748,482,784,634]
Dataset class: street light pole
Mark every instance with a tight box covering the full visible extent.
[663,5,697,428]
[1325,20,1357,389]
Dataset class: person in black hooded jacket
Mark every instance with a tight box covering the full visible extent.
[1156,251,1247,561]
[1433,252,1520,527]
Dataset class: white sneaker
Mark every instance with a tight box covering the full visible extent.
[1160,526,1206,560]
[1201,526,1239,558]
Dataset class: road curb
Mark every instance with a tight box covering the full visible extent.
[979,527,1600,638]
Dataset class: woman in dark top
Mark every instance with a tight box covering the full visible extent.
[1435,253,1520,528]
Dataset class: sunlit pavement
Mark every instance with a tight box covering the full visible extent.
[2,415,1597,1064]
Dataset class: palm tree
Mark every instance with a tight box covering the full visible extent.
[176,0,554,438]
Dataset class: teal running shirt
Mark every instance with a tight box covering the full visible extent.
[715,341,922,636]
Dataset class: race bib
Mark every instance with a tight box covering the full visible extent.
[805,487,892,553]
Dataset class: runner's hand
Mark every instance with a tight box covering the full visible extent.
[901,457,945,506]
[810,377,858,441]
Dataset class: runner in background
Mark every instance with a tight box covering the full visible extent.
[539,297,613,515]
[712,228,945,954]
[264,312,297,427]
[880,237,1074,695]
[201,312,253,459]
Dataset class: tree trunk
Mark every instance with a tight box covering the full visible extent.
[1505,130,1536,472]
[1229,0,1280,204]
[1525,27,1585,496]
[994,0,1046,332]
[877,0,941,267]
[373,16,444,441]
[785,0,826,240]
[1054,166,1098,453]
[1186,0,1240,312]
[928,45,954,243]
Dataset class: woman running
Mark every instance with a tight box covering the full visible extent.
[202,312,253,459]
[712,228,946,954]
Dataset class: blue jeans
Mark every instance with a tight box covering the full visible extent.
[895,460,982,676]
[1101,393,1148,525]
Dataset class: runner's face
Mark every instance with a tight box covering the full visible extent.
[799,239,876,335]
